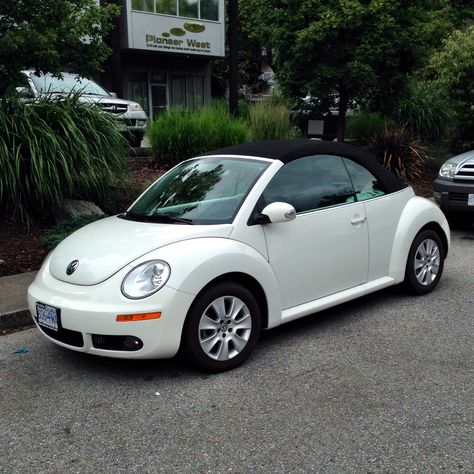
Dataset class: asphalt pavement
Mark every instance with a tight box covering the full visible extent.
[1,229,473,473]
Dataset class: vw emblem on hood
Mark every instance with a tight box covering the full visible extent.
[66,260,79,275]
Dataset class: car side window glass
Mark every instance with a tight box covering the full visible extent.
[262,155,355,214]
[343,158,386,201]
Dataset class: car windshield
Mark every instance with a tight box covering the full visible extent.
[29,73,110,96]
[125,157,270,225]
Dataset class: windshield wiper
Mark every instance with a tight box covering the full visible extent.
[123,212,193,225]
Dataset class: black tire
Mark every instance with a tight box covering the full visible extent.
[183,282,261,372]
[404,229,445,295]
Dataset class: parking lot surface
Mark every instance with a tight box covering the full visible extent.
[1,229,473,473]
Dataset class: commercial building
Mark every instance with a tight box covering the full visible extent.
[100,0,225,119]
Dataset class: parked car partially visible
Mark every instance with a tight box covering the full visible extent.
[433,150,474,222]
[17,71,148,147]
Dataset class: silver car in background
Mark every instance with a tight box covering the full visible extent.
[19,71,148,147]
[433,150,474,224]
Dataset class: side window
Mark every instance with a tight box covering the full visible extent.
[343,158,386,201]
[262,155,355,213]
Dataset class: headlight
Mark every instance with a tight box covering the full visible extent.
[439,162,456,179]
[121,260,171,299]
[129,102,144,112]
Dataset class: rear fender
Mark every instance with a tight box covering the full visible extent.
[388,196,450,282]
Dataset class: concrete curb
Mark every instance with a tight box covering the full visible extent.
[0,309,33,330]
[0,271,37,331]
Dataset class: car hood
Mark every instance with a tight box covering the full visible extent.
[49,216,233,285]
[446,150,474,166]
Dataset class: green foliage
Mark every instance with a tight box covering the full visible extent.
[148,103,249,166]
[396,80,455,141]
[240,0,473,140]
[42,214,104,250]
[364,125,428,182]
[0,0,120,95]
[346,112,394,145]
[248,101,300,141]
[425,143,451,172]
[0,94,127,221]
[427,26,474,152]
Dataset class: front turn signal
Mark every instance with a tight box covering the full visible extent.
[116,312,161,322]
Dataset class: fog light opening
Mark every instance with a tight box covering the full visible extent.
[122,336,143,351]
[91,334,144,351]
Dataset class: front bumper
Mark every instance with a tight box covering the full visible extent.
[116,110,148,134]
[27,262,195,360]
[433,177,474,213]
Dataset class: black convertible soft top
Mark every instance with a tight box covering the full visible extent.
[203,139,408,194]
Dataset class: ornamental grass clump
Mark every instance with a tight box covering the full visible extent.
[346,111,394,145]
[364,124,428,182]
[247,100,300,141]
[0,94,127,221]
[148,102,248,166]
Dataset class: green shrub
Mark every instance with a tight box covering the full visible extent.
[0,94,127,221]
[148,102,248,166]
[346,111,394,144]
[396,81,455,141]
[42,214,105,250]
[248,100,300,141]
[363,124,428,182]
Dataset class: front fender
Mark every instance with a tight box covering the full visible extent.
[135,237,283,329]
[388,196,450,282]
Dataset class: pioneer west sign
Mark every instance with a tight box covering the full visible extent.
[125,3,224,57]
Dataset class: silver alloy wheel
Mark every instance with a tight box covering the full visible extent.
[414,238,440,286]
[198,295,252,361]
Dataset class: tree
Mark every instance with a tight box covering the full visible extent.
[427,26,474,151]
[0,0,120,95]
[241,0,472,141]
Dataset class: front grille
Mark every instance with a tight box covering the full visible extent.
[448,192,468,202]
[40,325,84,347]
[454,163,474,181]
[98,102,128,115]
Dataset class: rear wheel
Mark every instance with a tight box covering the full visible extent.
[183,282,261,372]
[404,229,445,295]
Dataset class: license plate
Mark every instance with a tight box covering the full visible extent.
[36,303,61,332]
[469,194,474,206]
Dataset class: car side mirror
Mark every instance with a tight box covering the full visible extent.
[260,202,296,224]
[109,92,118,98]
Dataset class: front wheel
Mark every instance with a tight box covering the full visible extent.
[404,229,445,295]
[183,282,261,372]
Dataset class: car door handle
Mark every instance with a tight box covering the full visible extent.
[351,216,367,225]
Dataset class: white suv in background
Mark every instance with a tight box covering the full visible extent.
[19,71,148,147]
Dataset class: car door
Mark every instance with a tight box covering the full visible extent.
[261,154,369,309]
[342,157,409,281]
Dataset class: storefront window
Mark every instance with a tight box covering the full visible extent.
[151,73,168,119]
[171,76,187,108]
[171,75,204,109]
[132,0,219,20]
[132,0,154,12]
[188,76,204,109]
[200,0,218,20]
[128,72,149,114]
[178,0,198,18]
[156,0,177,15]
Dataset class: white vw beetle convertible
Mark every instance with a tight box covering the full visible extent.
[28,140,450,372]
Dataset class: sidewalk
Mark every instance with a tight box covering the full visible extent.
[0,272,36,329]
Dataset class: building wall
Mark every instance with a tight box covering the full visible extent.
[101,0,224,119]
